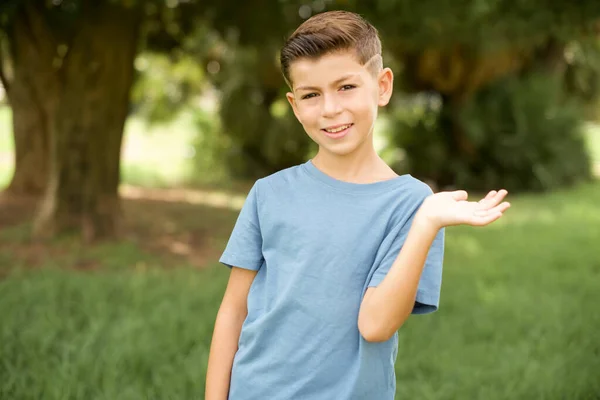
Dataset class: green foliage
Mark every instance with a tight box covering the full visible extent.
[0,0,208,53]
[1,182,600,398]
[461,72,593,191]
[586,123,600,164]
[390,71,594,192]
[120,110,229,189]
[188,106,231,186]
[219,76,311,179]
[3,0,600,188]
[197,25,312,179]
[130,52,207,124]
[564,37,600,118]
[355,0,600,51]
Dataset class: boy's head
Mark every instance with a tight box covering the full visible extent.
[280,11,393,158]
[280,10,383,88]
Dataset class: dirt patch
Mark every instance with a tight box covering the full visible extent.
[0,192,37,227]
[0,186,241,272]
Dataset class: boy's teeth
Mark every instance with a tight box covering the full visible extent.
[325,124,350,133]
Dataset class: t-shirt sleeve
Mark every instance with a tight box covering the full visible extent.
[219,180,264,271]
[367,189,445,315]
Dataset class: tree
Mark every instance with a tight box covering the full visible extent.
[197,0,314,179]
[352,0,600,190]
[0,0,142,240]
[0,0,205,240]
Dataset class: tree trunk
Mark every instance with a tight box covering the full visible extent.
[5,1,142,241]
[2,2,57,196]
[7,91,51,196]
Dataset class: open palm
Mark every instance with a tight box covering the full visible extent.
[420,189,511,228]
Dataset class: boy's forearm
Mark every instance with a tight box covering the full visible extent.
[205,307,246,400]
[358,214,439,342]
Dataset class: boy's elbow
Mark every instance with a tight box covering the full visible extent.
[358,313,409,343]
[358,317,394,343]
[360,327,389,343]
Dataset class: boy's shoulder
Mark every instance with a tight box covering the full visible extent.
[255,162,305,189]
[254,161,433,200]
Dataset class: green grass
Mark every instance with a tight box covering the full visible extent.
[1,182,600,399]
[0,265,228,400]
[396,182,600,399]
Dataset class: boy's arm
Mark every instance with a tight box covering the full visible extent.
[205,267,258,400]
[358,216,438,342]
[358,189,510,343]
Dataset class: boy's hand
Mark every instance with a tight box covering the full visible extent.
[416,189,510,230]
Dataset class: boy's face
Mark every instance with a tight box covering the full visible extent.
[286,51,393,158]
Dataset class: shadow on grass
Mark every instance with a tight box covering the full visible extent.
[0,184,255,275]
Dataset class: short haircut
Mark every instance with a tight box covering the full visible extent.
[280,10,383,88]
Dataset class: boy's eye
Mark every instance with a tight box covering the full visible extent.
[340,84,356,91]
[301,93,318,100]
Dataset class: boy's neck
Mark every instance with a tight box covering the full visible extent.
[311,146,398,184]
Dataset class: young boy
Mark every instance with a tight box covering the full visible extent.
[206,10,510,400]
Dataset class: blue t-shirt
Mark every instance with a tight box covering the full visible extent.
[219,159,445,400]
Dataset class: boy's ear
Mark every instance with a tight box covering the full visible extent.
[377,67,394,107]
[286,92,302,122]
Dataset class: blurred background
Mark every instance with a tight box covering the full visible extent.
[0,0,599,399]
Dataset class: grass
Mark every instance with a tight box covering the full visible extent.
[0,266,227,400]
[1,181,600,399]
[396,182,600,399]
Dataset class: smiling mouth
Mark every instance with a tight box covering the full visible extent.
[322,123,353,133]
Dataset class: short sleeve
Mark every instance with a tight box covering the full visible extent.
[219,180,264,271]
[367,194,445,315]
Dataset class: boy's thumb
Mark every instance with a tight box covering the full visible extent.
[451,190,468,201]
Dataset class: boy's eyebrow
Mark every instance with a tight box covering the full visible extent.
[295,73,361,92]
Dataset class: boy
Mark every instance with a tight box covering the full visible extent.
[206,10,510,400]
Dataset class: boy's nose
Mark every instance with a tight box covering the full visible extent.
[321,94,343,118]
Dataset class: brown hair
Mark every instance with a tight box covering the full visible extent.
[280,10,382,88]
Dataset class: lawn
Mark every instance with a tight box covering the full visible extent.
[1,180,599,399]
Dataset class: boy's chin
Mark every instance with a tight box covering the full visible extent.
[318,142,362,157]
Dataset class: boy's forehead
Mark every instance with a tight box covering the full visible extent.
[289,51,370,89]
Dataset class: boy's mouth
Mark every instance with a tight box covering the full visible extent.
[322,123,353,139]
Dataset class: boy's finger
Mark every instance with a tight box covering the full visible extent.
[476,191,496,209]
[482,190,508,208]
[471,210,504,226]
[474,201,510,216]
[484,190,497,200]
[452,190,468,201]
